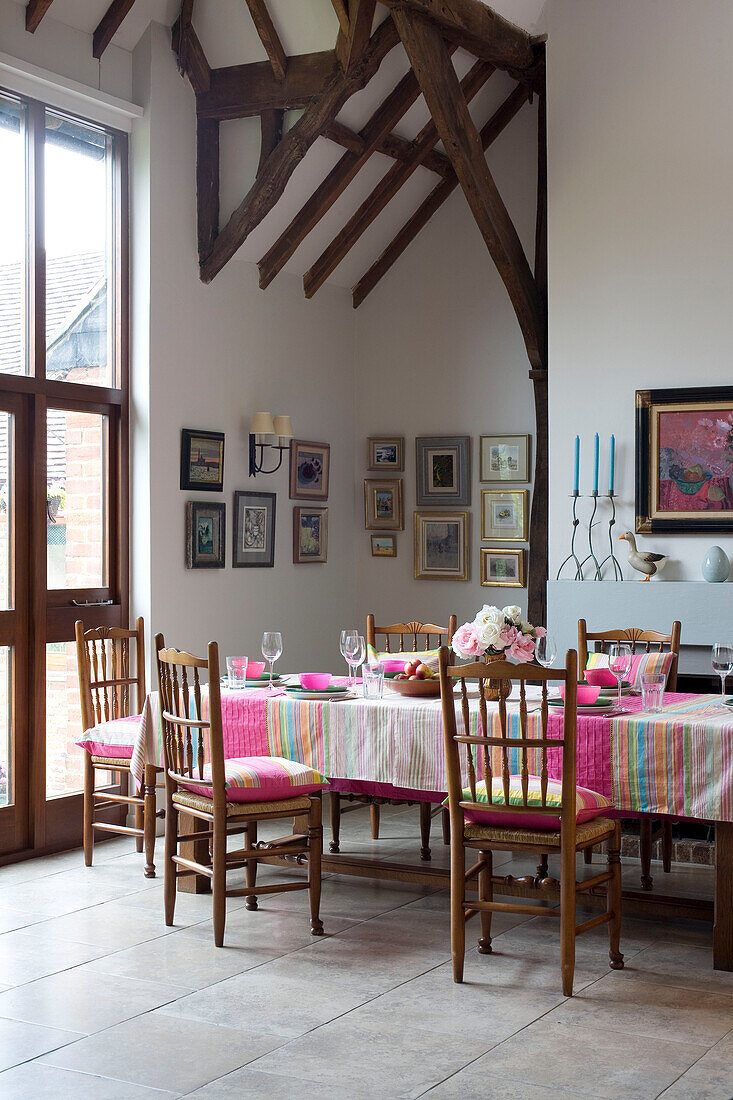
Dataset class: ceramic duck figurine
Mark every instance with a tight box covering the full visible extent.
[619,532,667,581]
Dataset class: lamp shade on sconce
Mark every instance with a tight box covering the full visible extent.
[251,411,275,437]
[272,415,293,439]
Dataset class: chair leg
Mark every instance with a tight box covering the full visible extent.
[450,824,466,983]
[308,796,324,936]
[477,849,493,954]
[134,803,144,852]
[607,821,624,971]
[536,853,549,882]
[212,809,227,948]
[560,842,576,997]
[83,752,94,867]
[583,846,593,864]
[419,801,432,862]
[329,792,341,853]
[143,765,157,878]
[640,817,653,890]
[163,797,177,927]
[244,820,258,911]
[441,806,451,845]
[369,802,380,840]
[662,820,673,873]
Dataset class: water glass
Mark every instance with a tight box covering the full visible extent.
[712,642,733,701]
[641,672,665,713]
[536,634,557,668]
[608,643,633,711]
[340,629,358,683]
[226,656,248,689]
[262,631,283,693]
[362,665,384,700]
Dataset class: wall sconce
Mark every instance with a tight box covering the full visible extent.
[249,412,294,477]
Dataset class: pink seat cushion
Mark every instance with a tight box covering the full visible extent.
[459,775,611,831]
[76,714,141,759]
[586,650,675,691]
[179,755,328,803]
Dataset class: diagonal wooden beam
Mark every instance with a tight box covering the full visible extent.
[323,121,452,177]
[304,58,493,298]
[200,16,399,283]
[257,42,457,290]
[258,109,284,174]
[393,9,543,368]
[197,117,219,264]
[197,52,335,120]
[244,0,288,83]
[351,83,528,307]
[337,0,377,75]
[330,0,351,36]
[25,0,55,32]
[93,0,137,59]
[172,3,210,94]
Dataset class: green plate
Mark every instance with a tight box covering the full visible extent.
[284,684,349,694]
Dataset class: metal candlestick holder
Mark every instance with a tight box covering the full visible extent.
[579,490,602,581]
[556,491,584,580]
[597,490,624,580]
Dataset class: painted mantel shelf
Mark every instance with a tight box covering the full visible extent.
[547,581,733,675]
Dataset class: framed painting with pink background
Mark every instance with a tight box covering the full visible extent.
[636,386,733,531]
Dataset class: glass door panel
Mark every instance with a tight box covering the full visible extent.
[47,409,108,589]
[0,94,28,377]
[0,647,12,808]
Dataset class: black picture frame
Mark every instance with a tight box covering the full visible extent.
[232,491,276,567]
[180,428,225,492]
[636,385,733,533]
[185,501,226,569]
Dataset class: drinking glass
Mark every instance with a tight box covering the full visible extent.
[608,643,633,711]
[340,629,358,683]
[362,665,384,700]
[346,635,366,685]
[712,642,733,702]
[261,631,283,693]
[225,656,248,690]
[535,635,557,669]
[641,671,665,713]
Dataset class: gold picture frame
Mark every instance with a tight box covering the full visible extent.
[371,534,397,557]
[364,478,404,530]
[480,546,525,588]
[479,434,530,483]
[367,437,404,471]
[481,489,528,541]
[414,511,469,581]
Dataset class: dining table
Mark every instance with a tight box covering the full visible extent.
[133,678,733,971]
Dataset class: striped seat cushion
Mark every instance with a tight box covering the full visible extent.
[366,644,439,671]
[455,775,611,831]
[76,714,141,760]
[178,756,328,803]
[586,650,674,691]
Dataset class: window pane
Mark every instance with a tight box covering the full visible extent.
[45,110,114,386]
[0,95,28,377]
[47,409,108,589]
[0,647,11,808]
[0,411,13,612]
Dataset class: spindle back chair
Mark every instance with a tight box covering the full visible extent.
[156,635,323,947]
[439,647,623,996]
[76,618,159,877]
[366,614,458,654]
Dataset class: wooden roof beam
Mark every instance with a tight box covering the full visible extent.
[200,15,399,283]
[351,82,528,307]
[197,51,335,119]
[25,0,55,32]
[243,0,288,83]
[172,2,210,94]
[257,42,457,290]
[337,0,377,75]
[323,121,452,177]
[93,0,138,59]
[304,57,493,298]
[330,0,351,36]
[394,8,543,368]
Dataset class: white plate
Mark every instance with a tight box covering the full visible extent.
[284,689,356,702]
[548,700,621,716]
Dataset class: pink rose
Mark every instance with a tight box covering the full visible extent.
[451,623,484,660]
[499,625,518,648]
[507,633,536,664]
[534,626,546,639]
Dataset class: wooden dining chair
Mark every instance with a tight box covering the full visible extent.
[329,614,457,861]
[438,647,623,996]
[156,635,324,947]
[76,618,160,877]
[578,618,682,889]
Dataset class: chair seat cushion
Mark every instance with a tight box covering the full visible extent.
[172,790,314,817]
[456,775,611,831]
[464,815,615,849]
[178,756,328,803]
[586,650,674,691]
[366,644,439,672]
[76,715,141,760]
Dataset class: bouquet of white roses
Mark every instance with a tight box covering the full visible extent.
[451,604,545,664]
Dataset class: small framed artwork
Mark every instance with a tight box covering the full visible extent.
[481,489,528,541]
[367,437,404,472]
[293,507,328,563]
[636,386,733,532]
[414,511,469,581]
[416,436,471,506]
[364,478,404,530]
[232,491,276,568]
[371,534,397,557]
[289,440,330,501]
[186,501,226,569]
[480,547,525,588]
[480,434,530,483]
[180,429,225,492]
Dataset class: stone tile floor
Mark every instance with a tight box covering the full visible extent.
[0,799,730,1098]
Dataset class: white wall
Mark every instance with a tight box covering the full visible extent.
[353,84,538,635]
[546,0,733,586]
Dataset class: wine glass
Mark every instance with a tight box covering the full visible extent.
[712,642,733,702]
[262,631,283,693]
[535,635,557,669]
[345,634,366,686]
[340,629,358,683]
[608,643,632,711]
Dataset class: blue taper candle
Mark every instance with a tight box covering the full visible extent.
[608,434,615,493]
[573,435,580,493]
[592,433,599,493]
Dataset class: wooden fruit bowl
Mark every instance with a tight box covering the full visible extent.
[388,678,441,698]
